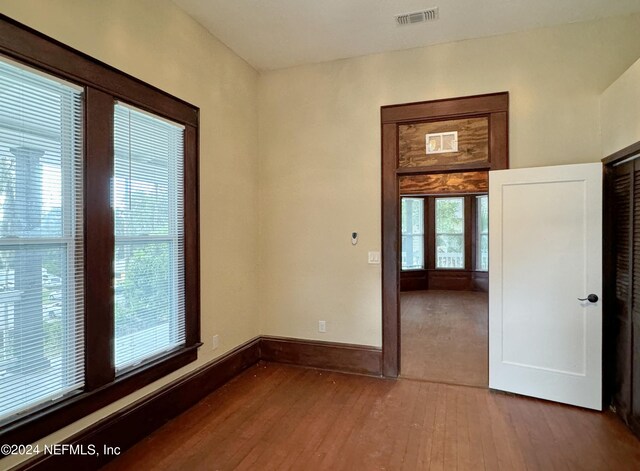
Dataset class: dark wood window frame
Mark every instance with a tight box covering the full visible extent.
[381,92,508,377]
[0,15,201,446]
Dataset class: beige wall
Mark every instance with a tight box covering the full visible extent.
[0,0,259,468]
[601,56,640,156]
[258,14,640,347]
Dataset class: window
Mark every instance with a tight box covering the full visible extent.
[0,57,84,422]
[477,195,488,271]
[399,194,488,285]
[0,18,200,445]
[113,104,185,370]
[435,197,465,269]
[401,198,425,270]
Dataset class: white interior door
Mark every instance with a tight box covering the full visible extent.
[489,163,602,410]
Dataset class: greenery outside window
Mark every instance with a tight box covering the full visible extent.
[113,103,186,371]
[435,197,465,269]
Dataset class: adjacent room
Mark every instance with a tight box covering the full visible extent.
[1,1,640,470]
[400,192,489,386]
[398,114,492,387]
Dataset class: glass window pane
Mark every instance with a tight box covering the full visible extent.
[435,197,464,234]
[0,57,84,422]
[401,235,424,270]
[113,103,185,371]
[401,198,424,270]
[435,197,465,269]
[114,242,178,366]
[477,195,489,271]
[436,234,465,269]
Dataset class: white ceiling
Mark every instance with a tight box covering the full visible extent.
[173,0,640,71]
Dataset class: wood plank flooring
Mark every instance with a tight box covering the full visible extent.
[104,362,640,471]
[401,290,488,387]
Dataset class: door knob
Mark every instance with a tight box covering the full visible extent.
[578,294,599,303]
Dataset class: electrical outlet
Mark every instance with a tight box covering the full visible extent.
[212,334,220,350]
[318,320,326,333]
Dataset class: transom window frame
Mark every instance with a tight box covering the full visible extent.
[0,15,200,446]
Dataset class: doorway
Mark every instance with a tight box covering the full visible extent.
[380,92,509,378]
[400,193,488,386]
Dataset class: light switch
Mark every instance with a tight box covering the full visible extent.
[368,251,380,264]
[318,320,326,333]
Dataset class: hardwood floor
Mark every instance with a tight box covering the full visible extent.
[104,362,640,471]
[401,290,488,387]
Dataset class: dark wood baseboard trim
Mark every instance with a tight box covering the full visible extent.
[260,336,383,377]
[10,336,382,471]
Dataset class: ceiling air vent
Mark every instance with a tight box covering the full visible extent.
[396,7,439,26]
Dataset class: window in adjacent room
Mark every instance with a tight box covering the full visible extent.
[435,197,465,269]
[401,197,425,270]
[476,195,489,271]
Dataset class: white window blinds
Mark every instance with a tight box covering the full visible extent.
[113,103,185,371]
[0,57,84,422]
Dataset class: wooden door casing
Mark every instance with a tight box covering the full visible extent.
[381,92,509,377]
